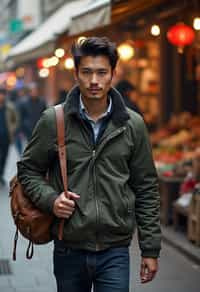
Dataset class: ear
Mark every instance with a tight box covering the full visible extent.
[73,69,79,83]
[111,69,117,81]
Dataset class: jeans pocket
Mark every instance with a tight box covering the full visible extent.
[54,240,71,256]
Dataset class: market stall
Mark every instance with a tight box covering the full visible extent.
[151,113,200,244]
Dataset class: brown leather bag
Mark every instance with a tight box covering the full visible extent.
[9,104,69,260]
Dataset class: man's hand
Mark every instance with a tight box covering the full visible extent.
[53,191,80,218]
[140,257,158,284]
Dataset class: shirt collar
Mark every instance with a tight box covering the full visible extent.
[79,94,112,120]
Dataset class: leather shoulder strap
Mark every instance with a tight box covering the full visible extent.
[54,104,69,240]
[54,104,68,198]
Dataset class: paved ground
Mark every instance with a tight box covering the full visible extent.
[0,145,200,292]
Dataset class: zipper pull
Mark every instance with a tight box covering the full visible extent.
[92,150,96,158]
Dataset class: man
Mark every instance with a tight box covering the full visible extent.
[115,79,143,116]
[20,82,46,140]
[17,37,161,292]
[0,88,18,185]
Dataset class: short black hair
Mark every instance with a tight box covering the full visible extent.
[71,37,119,71]
[0,88,7,95]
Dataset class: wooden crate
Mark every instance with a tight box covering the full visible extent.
[187,195,200,245]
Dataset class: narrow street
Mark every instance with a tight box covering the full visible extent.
[0,145,199,292]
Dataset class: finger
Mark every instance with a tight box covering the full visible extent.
[61,199,75,208]
[57,210,74,218]
[141,274,155,283]
[68,192,80,200]
[141,270,157,284]
[140,263,150,283]
[140,263,146,281]
[59,203,75,211]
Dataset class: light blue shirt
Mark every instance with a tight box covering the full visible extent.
[79,96,112,142]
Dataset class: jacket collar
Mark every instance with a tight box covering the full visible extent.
[63,85,130,126]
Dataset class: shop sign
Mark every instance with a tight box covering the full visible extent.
[9,19,24,33]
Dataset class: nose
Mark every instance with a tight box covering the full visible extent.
[91,73,98,84]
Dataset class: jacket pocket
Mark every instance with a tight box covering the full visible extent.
[123,188,136,232]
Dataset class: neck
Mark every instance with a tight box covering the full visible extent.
[81,96,109,120]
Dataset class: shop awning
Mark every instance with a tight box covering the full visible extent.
[6,0,91,65]
[112,0,169,24]
[69,0,111,36]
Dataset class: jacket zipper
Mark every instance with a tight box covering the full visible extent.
[92,149,100,251]
[92,126,126,250]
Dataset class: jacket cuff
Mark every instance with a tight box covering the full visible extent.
[141,249,161,258]
[44,192,59,214]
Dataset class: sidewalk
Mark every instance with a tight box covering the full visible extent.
[0,184,56,292]
[162,225,200,265]
[0,145,56,292]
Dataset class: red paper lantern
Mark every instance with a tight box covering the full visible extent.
[37,58,49,69]
[167,23,195,53]
[37,58,44,69]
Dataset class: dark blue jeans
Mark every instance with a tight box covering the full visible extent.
[53,240,130,292]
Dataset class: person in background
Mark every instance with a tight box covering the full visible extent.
[0,88,18,186]
[139,80,159,132]
[115,79,143,116]
[14,87,29,155]
[20,83,46,141]
[7,89,22,155]
[17,37,161,292]
[57,89,68,104]
[17,86,29,103]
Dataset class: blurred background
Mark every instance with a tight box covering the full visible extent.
[0,1,200,292]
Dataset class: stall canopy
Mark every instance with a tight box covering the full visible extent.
[69,0,111,36]
[6,0,91,65]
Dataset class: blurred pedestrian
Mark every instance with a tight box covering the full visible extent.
[116,79,143,116]
[57,89,68,104]
[14,87,29,155]
[20,83,46,141]
[17,37,161,292]
[0,88,18,186]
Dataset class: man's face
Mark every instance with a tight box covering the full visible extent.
[75,55,114,100]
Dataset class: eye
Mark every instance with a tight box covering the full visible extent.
[98,71,107,76]
[81,70,91,75]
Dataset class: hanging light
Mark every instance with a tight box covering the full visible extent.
[167,23,195,53]
[49,56,59,66]
[55,48,65,58]
[43,58,52,68]
[39,68,49,78]
[77,36,87,44]
[193,17,200,30]
[64,57,74,69]
[117,43,134,61]
[151,24,160,36]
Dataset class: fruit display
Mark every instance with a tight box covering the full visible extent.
[151,112,200,177]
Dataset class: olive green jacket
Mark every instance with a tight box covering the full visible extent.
[17,86,161,257]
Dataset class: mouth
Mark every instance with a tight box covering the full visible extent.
[88,88,101,94]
